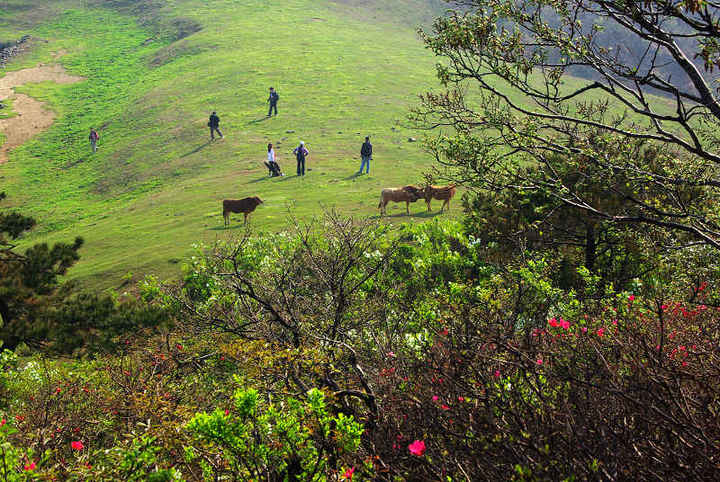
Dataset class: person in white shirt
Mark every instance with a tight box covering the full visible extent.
[264,143,282,177]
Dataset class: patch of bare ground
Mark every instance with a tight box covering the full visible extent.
[0,64,84,163]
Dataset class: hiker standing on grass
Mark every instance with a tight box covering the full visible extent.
[89,128,99,153]
[359,136,372,174]
[294,141,309,176]
[208,111,223,140]
[267,87,279,117]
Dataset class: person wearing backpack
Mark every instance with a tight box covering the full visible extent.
[89,128,100,153]
[293,141,309,176]
[208,111,223,140]
[358,136,372,174]
[267,87,279,117]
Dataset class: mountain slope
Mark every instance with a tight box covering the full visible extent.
[0,0,449,287]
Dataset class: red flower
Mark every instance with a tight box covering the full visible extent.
[494,370,501,378]
[0,419,5,427]
[408,440,426,456]
[342,467,356,480]
[224,409,230,417]
[15,415,24,422]
[441,404,451,410]
[628,294,635,302]
[24,461,36,471]
[176,344,183,351]
[439,328,449,336]
[536,359,543,365]
[71,441,84,450]
[457,396,465,402]
[597,327,605,337]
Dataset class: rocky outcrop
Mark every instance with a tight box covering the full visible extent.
[0,36,31,68]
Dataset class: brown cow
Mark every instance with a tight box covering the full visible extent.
[378,185,423,216]
[223,197,263,226]
[423,185,456,213]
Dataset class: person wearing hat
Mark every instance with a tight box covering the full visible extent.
[293,141,309,176]
[359,136,372,174]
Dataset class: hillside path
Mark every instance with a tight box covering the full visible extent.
[0,64,84,163]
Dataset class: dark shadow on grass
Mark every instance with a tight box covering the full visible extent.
[179,141,211,158]
[343,172,363,180]
[368,210,445,220]
[208,223,250,231]
[247,175,271,184]
[246,116,270,125]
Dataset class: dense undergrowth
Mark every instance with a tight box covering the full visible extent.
[1,212,718,480]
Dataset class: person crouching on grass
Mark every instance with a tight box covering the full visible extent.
[264,143,283,177]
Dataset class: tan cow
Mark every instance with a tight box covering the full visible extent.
[223,197,263,226]
[423,185,456,213]
[378,185,423,216]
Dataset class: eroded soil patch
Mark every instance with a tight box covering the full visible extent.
[0,64,84,163]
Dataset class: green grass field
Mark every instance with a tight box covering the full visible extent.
[0,0,458,288]
[0,0,676,289]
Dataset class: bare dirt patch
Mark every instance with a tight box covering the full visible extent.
[0,64,84,163]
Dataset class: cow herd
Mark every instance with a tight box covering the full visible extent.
[222,184,456,226]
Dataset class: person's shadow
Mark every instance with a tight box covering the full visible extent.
[179,141,211,159]
[247,116,269,125]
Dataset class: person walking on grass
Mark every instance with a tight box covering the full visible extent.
[359,136,372,174]
[294,141,309,176]
[267,87,279,117]
[264,143,283,177]
[208,111,223,140]
[89,128,100,153]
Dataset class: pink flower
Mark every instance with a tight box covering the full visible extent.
[432,395,439,402]
[559,319,570,330]
[536,359,543,365]
[548,318,559,328]
[494,370,501,378]
[224,410,230,417]
[457,396,465,402]
[581,327,588,333]
[597,328,605,337]
[24,462,36,472]
[628,294,635,301]
[408,440,426,456]
[342,467,356,480]
[387,351,396,358]
[71,441,84,451]
[439,328,449,336]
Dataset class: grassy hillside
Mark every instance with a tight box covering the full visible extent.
[0,0,452,288]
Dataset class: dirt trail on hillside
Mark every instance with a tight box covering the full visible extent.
[0,64,84,163]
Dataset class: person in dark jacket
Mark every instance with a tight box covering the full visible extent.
[89,128,100,153]
[293,141,309,176]
[208,111,223,140]
[359,136,372,174]
[267,87,279,117]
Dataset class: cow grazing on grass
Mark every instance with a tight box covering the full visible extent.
[423,185,456,213]
[378,185,423,216]
[223,197,263,226]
